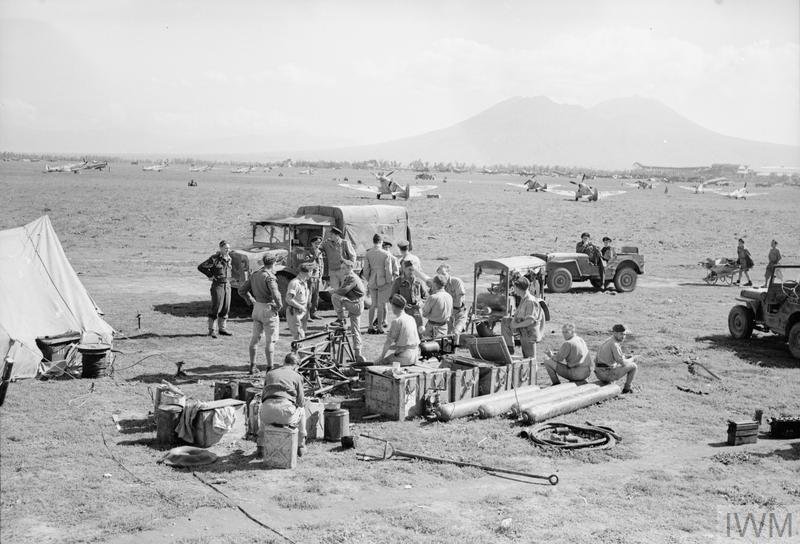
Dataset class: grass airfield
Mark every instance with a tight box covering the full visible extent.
[1,161,799,544]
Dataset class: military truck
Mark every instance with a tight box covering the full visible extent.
[230,205,411,313]
[728,264,800,360]
[532,247,645,293]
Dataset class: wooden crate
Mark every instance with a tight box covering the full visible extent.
[446,364,480,402]
[35,332,81,362]
[508,358,538,388]
[447,356,509,396]
[364,367,425,420]
[727,420,758,446]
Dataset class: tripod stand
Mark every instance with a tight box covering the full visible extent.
[292,322,359,395]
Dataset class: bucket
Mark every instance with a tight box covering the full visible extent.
[78,343,111,378]
[323,408,349,442]
[155,405,183,446]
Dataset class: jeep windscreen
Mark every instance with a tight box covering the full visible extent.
[474,265,509,316]
[252,223,290,249]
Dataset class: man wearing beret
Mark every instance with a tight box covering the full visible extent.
[594,324,637,393]
[322,227,356,320]
[502,277,545,358]
[378,294,421,367]
[197,240,233,338]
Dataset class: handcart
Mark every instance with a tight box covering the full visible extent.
[700,257,740,285]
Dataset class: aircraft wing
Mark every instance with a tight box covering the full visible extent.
[506,182,527,189]
[743,192,767,197]
[597,190,627,198]
[339,183,380,194]
[547,184,562,189]
[407,185,437,197]
[678,185,698,192]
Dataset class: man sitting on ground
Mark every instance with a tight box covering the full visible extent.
[543,323,592,385]
[258,352,307,458]
[378,294,421,367]
[594,324,637,394]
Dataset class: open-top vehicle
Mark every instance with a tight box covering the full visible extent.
[230,205,411,313]
[532,247,645,293]
[471,256,549,335]
[728,264,800,359]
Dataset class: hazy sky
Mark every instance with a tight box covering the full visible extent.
[1,0,798,154]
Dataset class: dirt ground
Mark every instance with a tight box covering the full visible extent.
[1,162,799,544]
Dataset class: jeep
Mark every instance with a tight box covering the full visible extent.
[532,247,645,293]
[230,205,411,314]
[728,264,800,359]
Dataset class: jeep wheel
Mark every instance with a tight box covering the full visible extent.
[788,322,800,359]
[613,267,637,292]
[728,305,754,339]
[547,267,572,293]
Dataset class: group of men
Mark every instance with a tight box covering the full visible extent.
[575,232,616,290]
[544,323,637,394]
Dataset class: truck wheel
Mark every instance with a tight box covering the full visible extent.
[788,322,800,359]
[613,267,637,292]
[547,267,572,293]
[728,305,754,339]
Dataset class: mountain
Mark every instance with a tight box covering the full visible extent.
[303,96,799,169]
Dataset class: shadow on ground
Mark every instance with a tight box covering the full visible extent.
[694,334,797,368]
[153,300,251,319]
[130,363,255,383]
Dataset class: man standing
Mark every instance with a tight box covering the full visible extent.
[594,324,637,394]
[436,264,467,335]
[363,234,394,334]
[501,277,545,357]
[422,275,453,339]
[764,239,781,288]
[306,236,325,319]
[322,227,356,320]
[198,240,233,338]
[333,259,365,363]
[391,261,428,330]
[238,255,283,374]
[397,241,422,276]
[383,240,400,281]
[285,263,312,341]
[543,323,592,385]
[258,352,307,459]
[735,238,754,287]
[378,294,421,367]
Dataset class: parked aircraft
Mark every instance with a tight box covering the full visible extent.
[231,166,254,174]
[715,183,767,200]
[626,179,660,189]
[547,174,626,201]
[44,160,87,173]
[298,168,315,175]
[189,164,213,172]
[505,177,560,192]
[339,171,436,200]
[83,160,109,171]
[142,161,168,172]
[678,177,728,194]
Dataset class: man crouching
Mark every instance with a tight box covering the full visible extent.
[257,352,307,458]
[543,323,592,385]
[378,294,421,367]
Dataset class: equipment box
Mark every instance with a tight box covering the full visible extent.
[35,332,81,362]
[193,398,246,448]
[440,359,480,402]
[364,364,451,420]
[508,358,538,388]
[447,356,509,396]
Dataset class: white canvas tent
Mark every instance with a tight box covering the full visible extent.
[0,216,114,379]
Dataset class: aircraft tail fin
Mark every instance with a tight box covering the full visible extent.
[402,184,410,200]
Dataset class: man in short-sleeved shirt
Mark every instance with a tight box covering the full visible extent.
[378,294,420,367]
[422,275,452,339]
[437,264,467,335]
[544,323,592,385]
[594,324,637,393]
[285,264,311,340]
[501,277,544,358]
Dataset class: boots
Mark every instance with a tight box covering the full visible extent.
[218,317,232,336]
[207,317,217,338]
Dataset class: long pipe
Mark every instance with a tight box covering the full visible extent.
[477,382,578,419]
[435,385,540,421]
[521,384,622,424]
[510,383,601,418]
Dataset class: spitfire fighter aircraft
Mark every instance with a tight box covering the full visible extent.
[625,179,661,190]
[231,165,255,174]
[547,174,626,201]
[298,168,315,175]
[338,170,437,200]
[143,161,168,172]
[44,160,87,173]
[678,177,729,194]
[83,160,109,171]
[714,183,767,200]
[189,164,213,172]
[505,177,560,192]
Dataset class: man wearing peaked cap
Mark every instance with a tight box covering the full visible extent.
[397,240,423,277]
[594,323,637,393]
[322,226,356,319]
[378,294,421,367]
